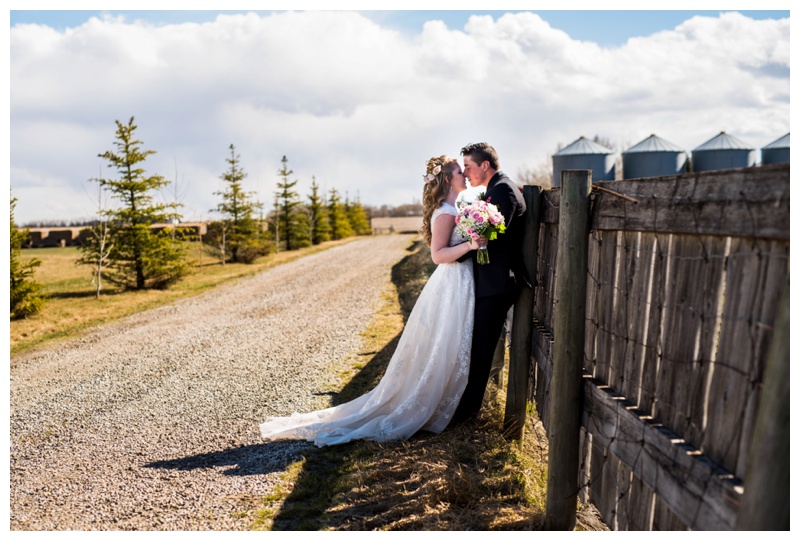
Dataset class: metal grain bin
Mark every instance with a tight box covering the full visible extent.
[622,134,687,179]
[761,133,790,165]
[552,136,615,186]
[692,131,756,172]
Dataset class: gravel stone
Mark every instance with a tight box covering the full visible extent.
[10,235,414,530]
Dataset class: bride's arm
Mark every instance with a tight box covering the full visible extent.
[430,213,485,265]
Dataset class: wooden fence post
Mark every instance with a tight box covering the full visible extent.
[545,170,591,530]
[735,277,790,530]
[504,185,541,440]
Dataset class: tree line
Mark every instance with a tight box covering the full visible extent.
[10,116,374,318]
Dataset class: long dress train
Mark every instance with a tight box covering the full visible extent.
[259,203,473,447]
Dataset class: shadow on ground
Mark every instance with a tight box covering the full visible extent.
[144,441,306,477]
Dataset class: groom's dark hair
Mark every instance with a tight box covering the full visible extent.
[461,142,500,170]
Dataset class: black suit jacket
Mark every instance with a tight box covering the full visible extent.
[460,171,528,298]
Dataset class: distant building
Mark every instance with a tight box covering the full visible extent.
[622,134,687,179]
[761,133,790,165]
[552,136,615,186]
[692,131,756,172]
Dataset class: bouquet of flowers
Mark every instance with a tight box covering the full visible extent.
[454,197,506,264]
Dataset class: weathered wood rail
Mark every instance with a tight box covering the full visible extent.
[504,163,790,530]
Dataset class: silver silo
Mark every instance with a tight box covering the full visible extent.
[761,133,790,165]
[622,134,687,179]
[552,136,615,187]
[692,131,756,172]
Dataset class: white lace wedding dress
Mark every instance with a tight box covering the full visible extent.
[259,203,474,447]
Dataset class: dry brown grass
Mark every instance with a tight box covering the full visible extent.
[253,239,608,531]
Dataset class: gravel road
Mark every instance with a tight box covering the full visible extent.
[10,234,414,531]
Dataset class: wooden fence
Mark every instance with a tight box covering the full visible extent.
[505,164,790,530]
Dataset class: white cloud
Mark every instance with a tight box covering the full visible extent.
[10,10,790,224]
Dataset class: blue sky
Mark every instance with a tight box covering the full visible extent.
[10,10,790,47]
[8,8,792,224]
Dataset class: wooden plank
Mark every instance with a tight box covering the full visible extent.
[611,454,633,531]
[687,235,728,447]
[626,474,655,530]
[621,231,653,409]
[533,223,557,325]
[583,230,601,376]
[505,185,541,439]
[594,230,618,384]
[652,496,689,531]
[589,440,614,528]
[610,231,640,399]
[736,277,790,530]
[578,428,592,504]
[639,232,666,414]
[544,224,559,326]
[541,188,560,224]
[606,231,628,392]
[653,235,716,445]
[589,164,789,240]
[582,373,742,530]
[734,238,789,477]
[545,170,591,531]
[702,238,789,477]
[532,323,554,430]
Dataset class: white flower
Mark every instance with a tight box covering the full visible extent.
[425,173,435,183]
[432,165,441,176]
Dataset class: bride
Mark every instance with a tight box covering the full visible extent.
[259,155,486,447]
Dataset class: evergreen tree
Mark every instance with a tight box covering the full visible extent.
[95,117,188,290]
[327,188,353,240]
[307,176,331,245]
[275,156,305,251]
[10,195,45,319]
[212,144,266,263]
[291,205,312,249]
[346,194,372,236]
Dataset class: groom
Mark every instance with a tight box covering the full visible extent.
[449,142,528,426]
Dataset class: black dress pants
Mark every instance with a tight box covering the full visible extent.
[449,291,516,426]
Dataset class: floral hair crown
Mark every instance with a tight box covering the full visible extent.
[424,160,442,184]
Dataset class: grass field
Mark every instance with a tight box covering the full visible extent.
[10,238,358,357]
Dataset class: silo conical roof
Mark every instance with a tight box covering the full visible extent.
[623,134,684,153]
[762,133,790,149]
[694,131,754,151]
[553,136,613,156]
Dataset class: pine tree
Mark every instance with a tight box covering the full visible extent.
[307,176,331,244]
[10,195,45,319]
[291,205,312,249]
[327,188,353,240]
[346,194,372,236]
[275,156,305,251]
[95,117,189,290]
[212,144,266,263]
